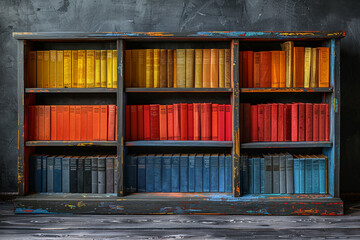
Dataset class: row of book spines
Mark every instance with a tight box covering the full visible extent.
[240,45,330,88]
[240,102,329,143]
[27,105,117,141]
[125,103,232,141]
[29,155,117,194]
[126,153,232,193]
[27,50,117,89]
[124,49,232,89]
[241,153,328,194]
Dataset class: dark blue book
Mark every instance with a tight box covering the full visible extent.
[225,154,232,193]
[29,155,36,192]
[137,154,146,192]
[272,154,280,194]
[41,155,47,192]
[62,156,71,193]
[98,156,106,194]
[203,154,211,192]
[263,154,272,194]
[91,156,98,193]
[113,155,118,194]
[154,154,162,192]
[319,155,326,194]
[260,157,264,194]
[248,156,254,194]
[188,154,196,192]
[304,156,312,194]
[210,154,219,192]
[299,156,305,194]
[312,156,320,194]
[146,154,155,192]
[293,156,300,194]
[84,156,92,193]
[46,156,55,192]
[70,156,78,193]
[171,154,180,192]
[34,155,42,192]
[54,156,62,193]
[253,156,261,194]
[285,153,294,194]
[180,154,188,192]
[195,154,203,192]
[106,156,114,193]
[126,155,137,193]
[279,154,286,194]
[77,156,84,193]
[218,154,225,192]
[162,154,172,192]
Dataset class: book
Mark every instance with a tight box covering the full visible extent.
[264,104,271,141]
[240,51,246,88]
[264,154,272,194]
[38,105,45,140]
[98,156,106,194]
[77,156,84,193]
[63,105,70,141]
[112,50,117,88]
[293,47,305,87]
[150,104,160,140]
[173,50,177,87]
[279,51,286,88]
[291,103,298,141]
[202,49,211,88]
[218,104,225,141]
[107,105,116,141]
[305,103,313,141]
[312,156,320,193]
[95,50,101,87]
[193,103,201,140]
[41,156,47,192]
[46,156,54,192]
[293,156,300,194]
[281,41,294,88]
[298,103,305,141]
[106,156,114,193]
[305,156,313,194]
[257,104,264,141]
[167,105,174,140]
[260,157,265,194]
[167,50,174,88]
[319,103,326,141]
[203,154,211,192]
[75,106,81,140]
[71,50,78,88]
[173,103,181,140]
[299,156,305,194]
[144,105,151,140]
[100,50,107,88]
[285,153,294,194]
[277,103,284,142]
[271,51,280,88]
[313,104,320,141]
[93,105,100,141]
[80,105,87,141]
[188,104,194,140]
[31,155,42,192]
[186,154,195,192]
[180,154,188,192]
[145,49,154,88]
[225,105,231,141]
[159,49,167,88]
[250,105,258,142]
[304,47,312,88]
[77,50,86,88]
[56,51,64,88]
[36,51,44,88]
[124,50,132,88]
[70,156,78,193]
[180,103,188,140]
[100,105,108,141]
[43,51,50,88]
[224,49,231,88]
[153,49,160,88]
[201,103,212,140]
[259,51,271,88]
[91,156,98,193]
[253,52,260,88]
[56,105,64,140]
[154,154,162,192]
[253,156,261,194]
[284,104,292,141]
[162,154,172,192]
[317,47,330,87]
[248,156,254,194]
[325,103,329,141]
[160,105,167,140]
[107,50,113,88]
[210,154,219,192]
[279,154,286,194]
[50,50,57,88]
[28,51,37,88]
[84,156,92,193]
[194,49,203,88]
[185,49,195,88]
[210,49,219,88]
[247,51,254,88]
[225,154,232,192]
[310,48,317,88]
[271,104,278,141]
[218,49,225,88]
[53,156,62,193]
[176,49,186,88]
[195,154,203,192]
[171,154,180,192]
[212,104,218,141]
[137,154,146,192]
[86,50,95,88]
[272,154,280,194]
[62,156,70,193]
[34,106,39,140]
[240,154,248,194]
[146,154,155,192]
[126,155,137,193]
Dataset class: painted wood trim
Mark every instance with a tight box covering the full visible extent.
[125,88,232,93]
[125,141,232,147]
[240,88,333,93]
[25,141,117,146]
[25,88,117,93]
[241,141,332,149]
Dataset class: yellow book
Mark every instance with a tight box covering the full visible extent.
[185,49,195,88]
[167,50,174,88]
[304,47,312,88]
[218,49,225,88]
[36,51,44,88]
[173,50,177,88]
[124,50,132,88]
[86,50,95,88]
[106,50,113,88]
[63,50,72,88]
[281,41,294,88]
[28,51,37,88]
[202,49,211,88]
[153,49,160,88]
[56,51,64,88]
[71,50,78,88]
[310,48,317,88]
[49,50,57,88]
[100,50,107,88]
[176,49,186,88]
[224,49,231,88]
[194,49,203,88]
[137,49,146,88]
[95,50,101,88]
[145,49,154,88]
[112,50,117,88]
[210,49,219,88]
[317,47,330,88]
[43,51,50,88]
[159,49,167,88]
[131,50,138,87]
[77,50,86,88]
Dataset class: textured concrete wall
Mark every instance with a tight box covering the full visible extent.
[1,0,359,193]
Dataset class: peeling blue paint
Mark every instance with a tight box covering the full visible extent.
[14,207,72,214]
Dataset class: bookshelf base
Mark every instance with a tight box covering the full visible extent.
[14,193,343,215]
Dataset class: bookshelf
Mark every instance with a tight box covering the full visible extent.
[14,31,344,215]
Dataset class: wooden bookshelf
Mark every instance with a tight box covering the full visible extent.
[25,88,117,93]
[240,141,332,149]
[125,88,232,93]
[125,141,233,147]
[240,88,333,93]
[25,141,117,147]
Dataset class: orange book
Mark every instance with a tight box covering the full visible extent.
[143,105,150,140]
[36,51,44,88]
[50,105,57,140]
[293,47,305,87]
[212,104,218,141]
[247,51,254,88]
[167,105,174,140]
[271,51,280,88]
[210,49,219,88]
[87,106,94,140]
[200,103,212,140]
[160,105,168,140]
[43,51,50,88]
[69,106,76,140]
[180,103,188,140]
[202,49,211,88]
[317,47,330,87]
[193,103,201,140]
[93,105,100,141]
[44,106,51,140]
[75,106,81,141]
[173,104,181,140]
[259,52,271,88]
[253,52,261,88]
[63,105,70,141]
[279,51,286,88]
[137,105,144,140]
[38,105,45,140]
[100,105,108,141]
[107,105,116,141]
[56,105,64,140]
[80,105,88,141]
[34,106,39,140]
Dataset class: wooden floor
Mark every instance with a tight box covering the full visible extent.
[1,198,360,239]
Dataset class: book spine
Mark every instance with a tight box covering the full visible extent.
[153,49,160,88]
[279,155,286,194]
[106,156,114,193]
[318,47,330,87]
[93,105,100,141]
[46,157,54,192]
[259,52,271,88]
[77,50,86,88]
[69,106,76,140]
[272,156,280,194]
[159,49,167,88]
[253,157,260,194]
[137,155,146,192]
[298,103,305,141]
[195,155,203,192]
[279,51,286,88]
[313,104,320,141]
[41,156,47,192]
[62,157,70,193]
[225,105,231,141]
[194,49,203,88]
[38,105,45,140]
[325,104,329,141]
[248,157,254,194]
[162,155,171,192]
[185,49,195,88]
[53,156,62,193]
[176,49,186,88]
[250,105,258,142]
[86,50,95,88]
[305,158,313,194]
[180,103,188,140]
[312,158,320,193]
[43,51,50,88]
[212,104,218,141]
[146,155,154,192]
[291,103,298,141]
[95,50,101,87]
[173,104,181,140]
[210,154,219,192]
[271,51,280,88]
[100,50,107,88]
[188,104,194,140]
[71,50,78,88]
[107,50,113,88]
[128,155,138,193]
[50,106,56,140]
[202,49,211,88]
[107,105,116,141]
[91,157,98,193]
[187,155,195,192]
[77,157,84,193]
[299,158,305,194]
[293,157,300,194]
[144,105,151,140]
[70,157,77,193]
[257,104,264,141]
[167,105,174,140]
[35,156,42,192]
[193,103,201,141]
[305,103,313,141]
[145,49,154,88]
[84,157,92,193]
[319,156,326,194]
[171,155,180,192]
[150,104,160,140]
[56,51,64,88]
[224,49,231,88]
[260,157,265,194]
[180,154,188,192]
[271,104,278,141]
[100,105,108,141]
[264,155,272,194]
[203,155,210,192]
[112,50,117,88]
[218,104,225,141]
[319,103,326,141]
[36,51,44,88]
[277,103,284,142]
[218,154,225,192]
[160,105,167,140]
[286,154,294,194]
[264,104,271,141]
[167,50,174,88]
[98,157,106,194]
[28,51,37,88]
[154,155,162,192]
[225,154,233,193]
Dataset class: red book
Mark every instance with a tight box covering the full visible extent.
[217,104,225,141]
[63,105,70,141]
[250,105,258,142]
[305,103,313,141]
[298,103,305,141]
[284,104,292,141]
[144,105,151,140]
[167,105,174,140]
[247,51,254,88]
[253,52,261,88]
[271,104,278,142]
[34,106,39,140]
[180,103,188,140]
[212,104,218,141]
[188,104,194,140]
[225,105,231,141]
[257,104,264,142]
[201,103,212,141]
[240,103,244,142]
[242,51,248,88]
[325,103,329,141]
[137,105,144,140]
[28,106,34,140]
[319,103,326,141]
[57,105,64,140]
[38,105,45,140]
[150,104,160,140]
[44,106,51,141]
[69,106,76,140]
[107,105,116,141]
[85,106,93,141]
[75,106,81,141]
[100,105,108,141]
[160,105,167,140]
[277,103,284,142]
[313,104,320,141]
[291,103,298,142]
[259,52,271,88]
[173,104,181,141]
[80,105,87,141]
[244,103,251,143]
[93,105,100,141]
[130,105,138,141]
[264,104,271,141]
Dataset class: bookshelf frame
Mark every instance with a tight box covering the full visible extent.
[14,31,344,215]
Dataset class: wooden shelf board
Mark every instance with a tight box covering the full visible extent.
[125,141,232,147]
[125,88,232,93]
[25,141,117,147]
[25,88,117,93]
[241,141,332,149]
[240,88,333,93]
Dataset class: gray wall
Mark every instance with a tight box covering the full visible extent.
[1,0,359,193]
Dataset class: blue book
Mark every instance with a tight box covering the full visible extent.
[91,157,98,193]
[195,154,203,192]
[260,157,265,194]
[154,154,162,192]
[162,154,172,192]
[286,153,294,194]
[137,154,146,192]
[210,154,219,192]
[293,156,300,194]
[304,156,312,194]
[253,156,261,194]
[272,154,280,194]
[41,156,47,192]
[312,156,320,194]
[225,154,232,193]
[319,155,326,194]
[97,156,106,194]
[180,154,188,192]
[171,154,180,192]
[128,155,138,192]
[77,156,85,193]
[248,157,254,194]
[83,157,92,193]
[46,156,55,192]
[299,156,305,194]
[279,154,286,194]
[218,154,225,192]
[35,155,42,192]
[263,154,272,194]
[203,154,211,192]
[54,156,62,193]
[188,154,196,192]
[146,154,155,192]
[62,156,71,193]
